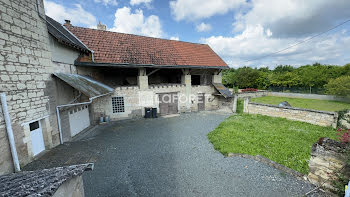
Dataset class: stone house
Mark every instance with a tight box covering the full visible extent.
[0,0,62,174]
[0,0,231,175]
[60,21,231,123]
[0,0,98,175]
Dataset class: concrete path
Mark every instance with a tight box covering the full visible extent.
[24,112,323,197]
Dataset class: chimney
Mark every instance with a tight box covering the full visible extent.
[64,19,71,27]
[97,21,106,31]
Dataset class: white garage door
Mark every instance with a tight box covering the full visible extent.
[30,121,45,156]
[69,105,90,137]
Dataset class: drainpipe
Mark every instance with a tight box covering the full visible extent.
[56,92,112,144]
[0,93,20,172]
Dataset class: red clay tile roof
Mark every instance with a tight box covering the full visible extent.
[66,26,228,68]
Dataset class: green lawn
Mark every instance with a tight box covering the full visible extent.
[208,114,337,174]
[251,96,350,112]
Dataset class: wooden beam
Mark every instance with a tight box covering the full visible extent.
[147,68,161,76]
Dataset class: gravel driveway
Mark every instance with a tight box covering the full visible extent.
[24,112,321,196]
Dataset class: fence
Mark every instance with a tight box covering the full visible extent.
[268,87,326,95]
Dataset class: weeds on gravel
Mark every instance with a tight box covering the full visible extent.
[208,114,337,174]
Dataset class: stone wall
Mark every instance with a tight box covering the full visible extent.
[246,102,338,128]
[339,110,350,129]
[308,138,350,190]
[92,84,219,122]
[0,0,60,173]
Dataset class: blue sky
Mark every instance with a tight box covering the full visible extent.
[45,0,350,68]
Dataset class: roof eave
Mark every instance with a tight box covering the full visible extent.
[74,61,229,70]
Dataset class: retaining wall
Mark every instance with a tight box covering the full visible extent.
[246,102,338,128]
[308,138,350,190]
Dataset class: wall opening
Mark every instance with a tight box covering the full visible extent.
[149,69,182,84]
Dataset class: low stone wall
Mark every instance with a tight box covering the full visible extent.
[267,92,350,103]
[246,102,338,128]
[339,110,350,129]
[308,138,350,190]
[237,91,268,98]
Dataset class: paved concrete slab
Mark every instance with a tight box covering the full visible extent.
[23,112,323,196]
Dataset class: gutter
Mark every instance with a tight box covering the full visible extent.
[0,93,20,172]
[75,61,229,70]
[56,92,112,144]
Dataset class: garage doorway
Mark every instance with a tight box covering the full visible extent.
[159,92,178,116]
[69,105,90,137]
[30,121,45,156]
[198,93,205,111]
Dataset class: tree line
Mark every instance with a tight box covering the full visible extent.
[222,63,350,97]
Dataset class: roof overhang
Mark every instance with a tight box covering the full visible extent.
[212,83,233,98]
[75,61,229,70]
[53,73,114,98]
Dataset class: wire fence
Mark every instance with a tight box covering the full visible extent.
[268,87,326,95]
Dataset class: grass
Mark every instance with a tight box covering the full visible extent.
[251,96,350,112]
[208,114,337,174]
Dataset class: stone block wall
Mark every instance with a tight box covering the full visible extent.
[339,110,350,129]
[246,102,338,128]
[92,84,219,122]
[0,0,59,173]
[308,138,350,190]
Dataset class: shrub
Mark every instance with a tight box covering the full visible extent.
[241,88,258,92]
[325,75,350,98]
[336,128,350,143]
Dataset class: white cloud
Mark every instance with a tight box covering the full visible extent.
[196,22,212,32]
[200,0,350,68]
[94,0,118,6]
[170,36,179,41]
[233,0,350,37]
[202,25,350,68]
[130,0,152,6]
[110,7,163,38]
[169,0,246,21]
[44,0,97,27]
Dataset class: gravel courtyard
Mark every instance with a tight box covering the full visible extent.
[23,112,322,196]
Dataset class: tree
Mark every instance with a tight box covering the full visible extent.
[325,75,350,98]
[256,70,271,89]
[273,65,295,73]
[270,71,300,88]
[234,67,260,88]
[222,69,236,88]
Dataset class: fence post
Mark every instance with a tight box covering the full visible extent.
[232,95,238,113]
[243,97,250,113]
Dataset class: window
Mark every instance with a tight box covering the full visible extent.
[191,75,200,85]
[112,97,125,113]
[29,121,40,131]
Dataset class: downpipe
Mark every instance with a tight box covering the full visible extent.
[0,93,20,172]
[56,92,112,144]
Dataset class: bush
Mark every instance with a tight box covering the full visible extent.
[241,88,258,92]
[325,75,350,98]
[336,128,350,143]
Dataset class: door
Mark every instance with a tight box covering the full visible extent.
[198,93,205,111]
[159,93,178,116]
[69,105,90,137]
[30,121,45,156]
